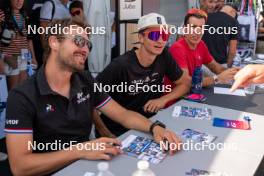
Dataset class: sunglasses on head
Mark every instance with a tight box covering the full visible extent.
[143,30,170,42]
[59,35,92,51]
[187,8,208,21]
[71,10,81,16]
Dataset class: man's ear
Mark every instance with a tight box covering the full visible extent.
[138,33,144,44]
[49,36,59,49]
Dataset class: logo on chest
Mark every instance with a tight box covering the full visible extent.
[46,104,55,113]
[77,92,90,104]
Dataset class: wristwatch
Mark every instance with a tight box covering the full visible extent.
[149,120,166,135]
[213,75,220,84]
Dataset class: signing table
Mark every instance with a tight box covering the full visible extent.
[54,86,264,176]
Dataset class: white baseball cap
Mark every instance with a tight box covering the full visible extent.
[136,13,174,32]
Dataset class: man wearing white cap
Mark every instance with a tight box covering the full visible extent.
[96,13,191,136]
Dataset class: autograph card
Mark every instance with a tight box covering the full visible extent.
[181,129,217,144]
[172,106,212,120]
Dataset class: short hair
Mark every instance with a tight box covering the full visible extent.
[184,13,206,26]
[69,0,83,12]
[43,17,90,63]
[223,3,239,12]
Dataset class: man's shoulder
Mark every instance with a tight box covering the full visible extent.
[169,38,185,51]
[9,75,38,100]
[75,70,95,84]
[112,49,136,66]
[170,38,187,52]
[210,12,236,23]
[197,40,210,52]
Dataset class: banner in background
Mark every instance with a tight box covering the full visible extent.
[119,0,142,20]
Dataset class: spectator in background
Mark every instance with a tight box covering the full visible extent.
[256,11,264,53]
[0,11,5,74]
[39,0,71,46]
[203,4,239,68]
[200,0,217,13]
[0,0,37,90]
[69,0,84,21]
[215,0,225,11]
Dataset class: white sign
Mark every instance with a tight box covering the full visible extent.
[119,0,142,20]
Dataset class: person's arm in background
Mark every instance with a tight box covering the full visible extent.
[226,40,237,68]
[203,60,239,86]
[0,10,5,33]
[0,10,5,73]
[28,40,38,66]
[231,64,264,91]
[0,56,4,74]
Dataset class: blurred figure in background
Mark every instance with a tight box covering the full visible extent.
[69,0,84,21]
[39,0,70,46]
[256,11,264,53]
[0,10,5,74]
[215,0,225,11]
[0,0,37,90]
[203,4,239,68]
[200,0,217,13]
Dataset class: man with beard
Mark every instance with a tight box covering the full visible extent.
[4,18,181,176]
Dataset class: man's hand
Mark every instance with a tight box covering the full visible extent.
[152,126,182,155]
[144,98,167,113]
[231,65,264,91]
[75,137,122,161]
[217,67,239,84]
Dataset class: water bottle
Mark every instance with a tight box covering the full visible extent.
[132,160,156,176]
[232,54,242,67]
[191,67,203,94]
[96,162,115,176]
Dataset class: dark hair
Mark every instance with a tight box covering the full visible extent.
[43,17,90,63]
[69,0,83,12]
[3,0,27,31]
[184,14,206,26]
[260,11,264,17]
[223,3,239,12]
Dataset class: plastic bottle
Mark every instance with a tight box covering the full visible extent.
[132,160,156,176]
[191,66,203,94]
[96,162,115,176]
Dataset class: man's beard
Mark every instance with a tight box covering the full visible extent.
[58,56,85,73]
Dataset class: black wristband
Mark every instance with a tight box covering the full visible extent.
[149,120,166,135]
